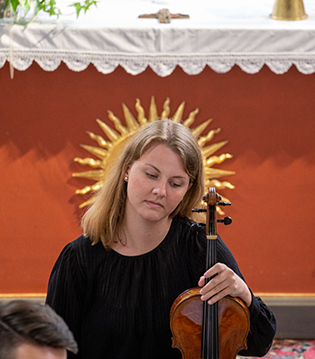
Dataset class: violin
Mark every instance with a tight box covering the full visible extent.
[170,187,250,359]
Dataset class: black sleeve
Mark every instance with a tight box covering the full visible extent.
[46,241,87,358]
[190,223,276,357]
[216,237,276,357]
[239,290,276,357]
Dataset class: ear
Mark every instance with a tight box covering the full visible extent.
[187,181,193,191]
[124,164,131,179]
[180,182,193,202]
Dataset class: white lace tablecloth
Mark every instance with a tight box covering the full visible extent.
[1,0,315,75]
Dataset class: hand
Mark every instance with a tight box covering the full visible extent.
[198,263,252,307]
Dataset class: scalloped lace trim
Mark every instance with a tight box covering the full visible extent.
[1,50,315,75]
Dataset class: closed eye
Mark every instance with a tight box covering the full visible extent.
[170,181,182,188]
[146,172,157,179]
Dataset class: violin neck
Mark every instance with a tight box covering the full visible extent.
[206,235,217,270]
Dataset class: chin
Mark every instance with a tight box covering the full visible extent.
[140,211,168,223]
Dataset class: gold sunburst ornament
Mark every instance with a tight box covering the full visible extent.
[73,97,235,213]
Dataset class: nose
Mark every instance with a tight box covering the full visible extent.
[152,180,167,196]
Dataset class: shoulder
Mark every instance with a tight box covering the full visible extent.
[67,234,106,256]
[55,235,91,264]
[171,216,206,252]
[176,217,228,248]
[54,234,108,273]
[174,216,235,262]
[70,234,98,252]
[173,216,205,233]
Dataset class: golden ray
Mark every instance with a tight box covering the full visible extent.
[148,97,158,122]
[73,97,235,209]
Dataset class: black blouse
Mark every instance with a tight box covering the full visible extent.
[46,216,276,359]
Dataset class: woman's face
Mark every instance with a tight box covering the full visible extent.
[124,143,192,225]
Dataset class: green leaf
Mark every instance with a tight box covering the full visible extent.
[8,0,20,12]
[6,0,96,20]
[69,0,97,18]
[38,0,61,18]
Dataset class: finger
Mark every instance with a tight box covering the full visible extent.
[198,276,205,287]
[207,287,231,305]
[200,279,228,301]
[201,268,230,294]
[204,262,227,279]
[202,274,247,302]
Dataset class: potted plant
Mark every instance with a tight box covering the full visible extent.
[0,0,97,24]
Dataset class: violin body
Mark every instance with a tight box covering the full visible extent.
[170,288,250,359]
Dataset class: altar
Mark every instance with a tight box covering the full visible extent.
[2,0,315,74]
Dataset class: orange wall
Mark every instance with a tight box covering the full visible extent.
[0,62,314,294]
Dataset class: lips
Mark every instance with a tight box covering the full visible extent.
[145,200,163,208]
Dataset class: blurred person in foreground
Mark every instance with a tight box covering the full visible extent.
[0,299,78,359]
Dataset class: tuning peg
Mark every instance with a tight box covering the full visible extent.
[217,217,232,225]
[191,208,207,213]
[218,201,231,206]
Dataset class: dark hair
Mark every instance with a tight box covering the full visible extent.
[0,300,78,359]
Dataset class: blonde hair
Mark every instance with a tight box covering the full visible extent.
[81,119,204,249]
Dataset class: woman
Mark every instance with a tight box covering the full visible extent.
[46,119,276,359]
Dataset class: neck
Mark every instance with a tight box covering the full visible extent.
[113,215,172,256]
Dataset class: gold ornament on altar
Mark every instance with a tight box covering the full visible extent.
[270,0,307,20]
[73,97,235,213]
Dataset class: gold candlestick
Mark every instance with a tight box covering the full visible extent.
[271,0,307,20]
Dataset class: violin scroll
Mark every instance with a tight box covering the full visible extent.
[192,188,232,226]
